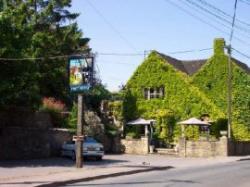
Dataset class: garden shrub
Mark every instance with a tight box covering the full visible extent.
[40,97,67,127]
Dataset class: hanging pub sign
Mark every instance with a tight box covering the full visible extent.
[68,55,94,93]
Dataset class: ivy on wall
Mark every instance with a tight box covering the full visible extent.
[110,39,250,142]
[192,39,250,141]
[119,51,225,142]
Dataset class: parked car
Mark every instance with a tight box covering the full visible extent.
[61,137,104,160]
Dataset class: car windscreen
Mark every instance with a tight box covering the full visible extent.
[84,137,98,143]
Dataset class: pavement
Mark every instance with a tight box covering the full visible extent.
[0,154,249,187]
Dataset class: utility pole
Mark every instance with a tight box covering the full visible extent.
[226,44,232,139]
[76,94,84,168]
[226,0,238,139]
[69,54,94,168]
[144,50,147,60]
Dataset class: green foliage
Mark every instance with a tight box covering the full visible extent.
[125,126,141,139]
[122,90,137,121]
[105,124,119,137]
[192,51,250,141]
[109,101,123,121]
[0,0,89,109]
[232,123,250,141]
[210,118,228,138]
[120,51,225,142]
[126,52,224,118]
[126,131,139,139]
[0,61,40,109]
[85,84,111,111]
[184,125,199,141]
[152,109,177,144]
[67,102,77,131]
[108,39,249,142]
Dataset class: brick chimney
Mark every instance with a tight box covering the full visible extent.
[213,38,225,55]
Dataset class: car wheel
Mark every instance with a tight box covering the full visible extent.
[71,151,76,161]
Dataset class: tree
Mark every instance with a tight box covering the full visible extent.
[0,0,90,109]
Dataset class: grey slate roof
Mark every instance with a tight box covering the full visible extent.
[157,52,250,75]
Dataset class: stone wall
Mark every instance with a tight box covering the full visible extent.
[47,128,72,156]
[0,127,72,160]
[121,137,149,154]
[0,109,53,129]
[179,137,250,157]
[178,137,228,157]
[0,109,72,160]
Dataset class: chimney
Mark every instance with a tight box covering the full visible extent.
[213,38,225,55]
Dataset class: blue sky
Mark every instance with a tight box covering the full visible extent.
[70,0,250,91]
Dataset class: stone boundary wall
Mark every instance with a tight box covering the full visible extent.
[0,110,53,129]
[0,109,73,160]
[178,137,228,157]
[179,137,250,157]
[48,128,72,156]
[121,137,149,154]
[0,127,72,160]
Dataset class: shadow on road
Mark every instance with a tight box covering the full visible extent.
[0,157,129,168]
[237,158,250,162]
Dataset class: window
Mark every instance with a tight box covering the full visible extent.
[143,86,164,100]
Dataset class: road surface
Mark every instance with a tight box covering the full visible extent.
[64,158,250,187]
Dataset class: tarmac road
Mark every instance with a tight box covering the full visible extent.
[64,158,250,187]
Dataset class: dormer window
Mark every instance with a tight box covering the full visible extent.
[143,86,164,100]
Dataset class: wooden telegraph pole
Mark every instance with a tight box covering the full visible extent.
[76,94,84,168]
[69,54,94,168]
[226,45,232,139]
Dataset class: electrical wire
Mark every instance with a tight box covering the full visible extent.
[167,48,212,54]
[179,0,233,32]
[97,53,144,56]
[163,0,230,35]
[197,0,250,27]
[0,55,69,61]
[85,0,138,52]
[184,0,250,34]
[163,0,250,46]
[180,0,250,40]
[232,48,250,60]
[239,0,250,6]
[0,47,213,61]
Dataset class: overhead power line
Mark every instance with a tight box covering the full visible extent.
[163,1,229,35]
[184,0,250,34]
[0,55,69,61]
[0,48,211,61]
[163,0,250,46]
[232,48,250,60]
[97,52,144,56]
[239,0,250,6]
[197,0,250,28]
[167,47,212,54]
[97,48,212,56]
[179,0,250,40]
[85,0,138,52]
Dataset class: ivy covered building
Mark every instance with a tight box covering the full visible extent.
[120,38,250,143]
